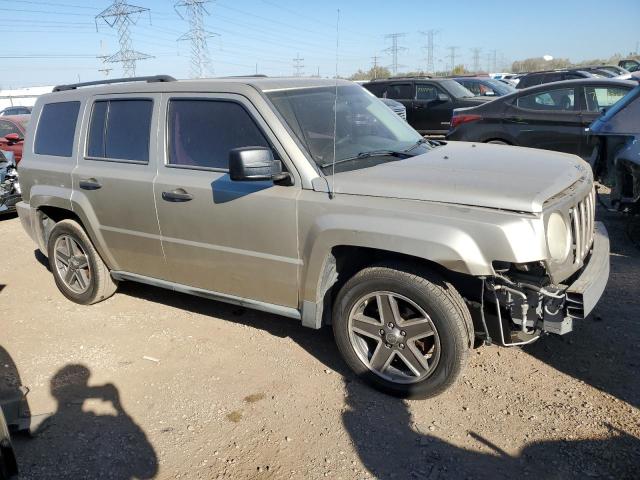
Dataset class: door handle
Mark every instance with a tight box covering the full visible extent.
[162,188,193,202]
[79,178,102,190]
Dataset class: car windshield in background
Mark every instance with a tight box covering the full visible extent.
[441,79,475,98]
[485,79,516,95]
[267,84,427,173]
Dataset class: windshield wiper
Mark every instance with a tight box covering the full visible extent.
[403,137,431,153]
[327,149,407,167]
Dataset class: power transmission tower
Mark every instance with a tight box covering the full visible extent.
[384,33,407,75]
[175,0,218,78]
[470,47,482,73]
[420,29,438,73]
[490,49,498,72]
[446,46,459,74]
[371,55,381,78]
[95,0,152,78]
[293,53,304,76]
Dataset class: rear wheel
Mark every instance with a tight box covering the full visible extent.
[332,264,470,399]
[47,219,117,305]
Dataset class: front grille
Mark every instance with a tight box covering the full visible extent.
[569,187,595,265]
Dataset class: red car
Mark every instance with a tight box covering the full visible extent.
[0,114,29,163]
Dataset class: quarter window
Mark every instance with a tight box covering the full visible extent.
[517,88,576,111]
[583,86,629,112]
[168,99,272,170]
[34,101,80,157]
[87,99,153,162]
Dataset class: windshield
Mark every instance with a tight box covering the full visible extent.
[267,84,427,171]
[441,79,475,98]
[485,79,516,95]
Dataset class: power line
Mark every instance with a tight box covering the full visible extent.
[96,0,153,77]
[384,32,406,75]
[293,53,304,76]
[175,0,217,78]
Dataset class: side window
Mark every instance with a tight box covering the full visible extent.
[87,99,153,162]
[168,99,272,170]
[385,83,413,100]
[517,88,576,111]
[0,120,21,138]
[583,86,629,112]
[363,83,385,97]
[416,84,439,100]
[543,73,563,83]
[34,101,80,157]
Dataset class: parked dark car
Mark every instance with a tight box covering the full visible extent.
[454,77,516,97]
[446,78,635,160]
[516,69,597,89]
[380,97,407,120]
[590,83,640,210]
[0,106,31,116]
[362,77,491,134]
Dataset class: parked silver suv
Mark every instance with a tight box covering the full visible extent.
[16,76,610,398]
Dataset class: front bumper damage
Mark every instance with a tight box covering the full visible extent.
[487,222,610,346]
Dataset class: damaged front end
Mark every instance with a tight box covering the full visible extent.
[0,151,21,215]
[481,221,610,347]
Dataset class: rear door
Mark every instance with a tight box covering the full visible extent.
[504,86,583,155]
[72,94,164,278]
[579,84,632,161]
[153,93,300,308]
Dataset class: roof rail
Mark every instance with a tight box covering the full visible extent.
[53,75,176,92]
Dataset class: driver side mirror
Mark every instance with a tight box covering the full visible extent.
[4,133,21,143]
[437,93,450,102]
[229,147,288,182]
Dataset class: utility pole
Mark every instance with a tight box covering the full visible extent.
[95,0,152,77]
[293,53,304,76]
[446,46,459,74]
[97,40,112,77]
[384,33,407,75]
[470,47,481,73]
[420,29,438,73]
[175,0,217,78]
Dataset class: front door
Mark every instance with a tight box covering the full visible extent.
[413,83,451,133]
[153,93,300,308]
[505,86,582,155]
[72,94,165,278]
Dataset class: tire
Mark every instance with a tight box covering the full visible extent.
[47,219,117,305]
[332,263,470,399]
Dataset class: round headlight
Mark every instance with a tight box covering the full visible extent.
[546,212,571,262]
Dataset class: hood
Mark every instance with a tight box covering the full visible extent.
[326,142,589,213]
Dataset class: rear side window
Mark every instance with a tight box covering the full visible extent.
[87,99,153,162]
[517,87,576,111]
[168,99,272,170]
[385,84,413,100]
[34,101,80,157]
[363,83,385,96]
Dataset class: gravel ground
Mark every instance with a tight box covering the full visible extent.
[1,203,639,480]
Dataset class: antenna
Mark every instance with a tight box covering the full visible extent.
[329,8,340,200]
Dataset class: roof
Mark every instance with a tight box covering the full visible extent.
[48,75,353,97]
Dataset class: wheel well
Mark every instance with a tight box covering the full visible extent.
[317,246,453,326]
[36,206,82,249]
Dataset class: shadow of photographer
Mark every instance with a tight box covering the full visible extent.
[13,364,158,480]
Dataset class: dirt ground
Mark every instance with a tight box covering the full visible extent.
[1,203,639,480]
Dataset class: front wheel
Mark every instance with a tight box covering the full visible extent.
[332,264,470,399]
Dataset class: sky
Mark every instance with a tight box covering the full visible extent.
[0,0,638,88]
